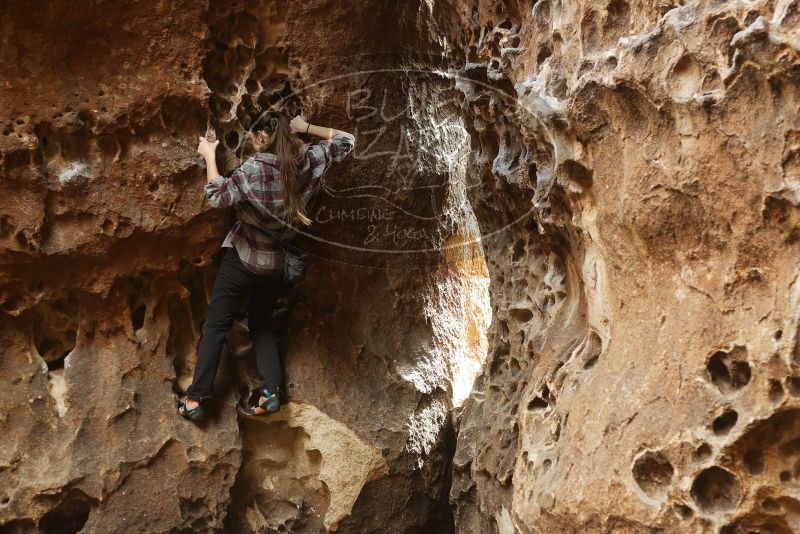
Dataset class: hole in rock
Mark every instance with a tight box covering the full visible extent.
[509,307,533,323]
[528,162,538,182]
[559,159,593,190]
[712,409,738,435]
[731,409,800,504]
[770,379,786,403]
[673,504,693,519]
[632,451,674,499]
[606,0,629,19]
[489,345,510,376]
[225,130,240,150]
[527,396,548,410]
[691,466,741,512]
[668,54,702,100]
[787,377,800,397]
[167,293,200,393]
[706,346,751,394]
[38,490,93,534]
[744,448,764,475]
[131,304,146,331]
[100,219,115,236]
[694,442,712,461]
[127,273,153,332]
[35,124,61,159]
[512,239,526,262]
[96,134,119,156]
[209,95,230,117]
[32,294,79,365]
[245,79,260,94]
[47,351,69,371]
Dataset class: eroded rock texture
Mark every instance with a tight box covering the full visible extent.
[435,0,800,532]
[0,0,489,532]
[3,0,799,532]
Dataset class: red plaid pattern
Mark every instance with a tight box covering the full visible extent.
[205,132,355,275]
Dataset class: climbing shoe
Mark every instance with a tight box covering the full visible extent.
[238,385,282,416]
[176,395,207,422]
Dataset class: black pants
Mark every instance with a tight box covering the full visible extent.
[186,246,284,402]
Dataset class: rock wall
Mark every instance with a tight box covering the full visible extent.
[0,1,489,532]
[437,0,800,532]
[3,0,799,532]
[0,1,239,532]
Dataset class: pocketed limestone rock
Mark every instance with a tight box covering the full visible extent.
[0,1,489,532]
[435,0,800,532]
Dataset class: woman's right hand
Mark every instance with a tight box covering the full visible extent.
[197,136,219,160]
[290,115,309,134]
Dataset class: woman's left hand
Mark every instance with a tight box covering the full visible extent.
[290,115,309,134]
[197,136,219,159]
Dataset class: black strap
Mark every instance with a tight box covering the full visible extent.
[260,226,290,246]
[261,226,306,256]
[261,226,350,263]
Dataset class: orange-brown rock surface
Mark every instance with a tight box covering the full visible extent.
[2,0,799,533]
[1,1,488,532]
[437,0,800,532]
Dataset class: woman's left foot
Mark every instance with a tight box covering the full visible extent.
[239,386,281,416]
[176,396,206,421]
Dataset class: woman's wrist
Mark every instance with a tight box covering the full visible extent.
[205,157,220,182]
[306,124,338,139]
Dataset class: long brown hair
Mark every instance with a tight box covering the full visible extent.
[251,109,311,226]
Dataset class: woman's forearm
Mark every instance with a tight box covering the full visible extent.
[204,155,220,182]
[306,124,351,139]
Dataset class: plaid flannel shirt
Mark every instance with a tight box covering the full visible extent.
[204,132,356,275]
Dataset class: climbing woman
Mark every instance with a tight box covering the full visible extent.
[176,108,356,421]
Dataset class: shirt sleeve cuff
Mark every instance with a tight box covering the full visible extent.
[207,174,226,185]
[204,174,226,195]
[333,132,355,143]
